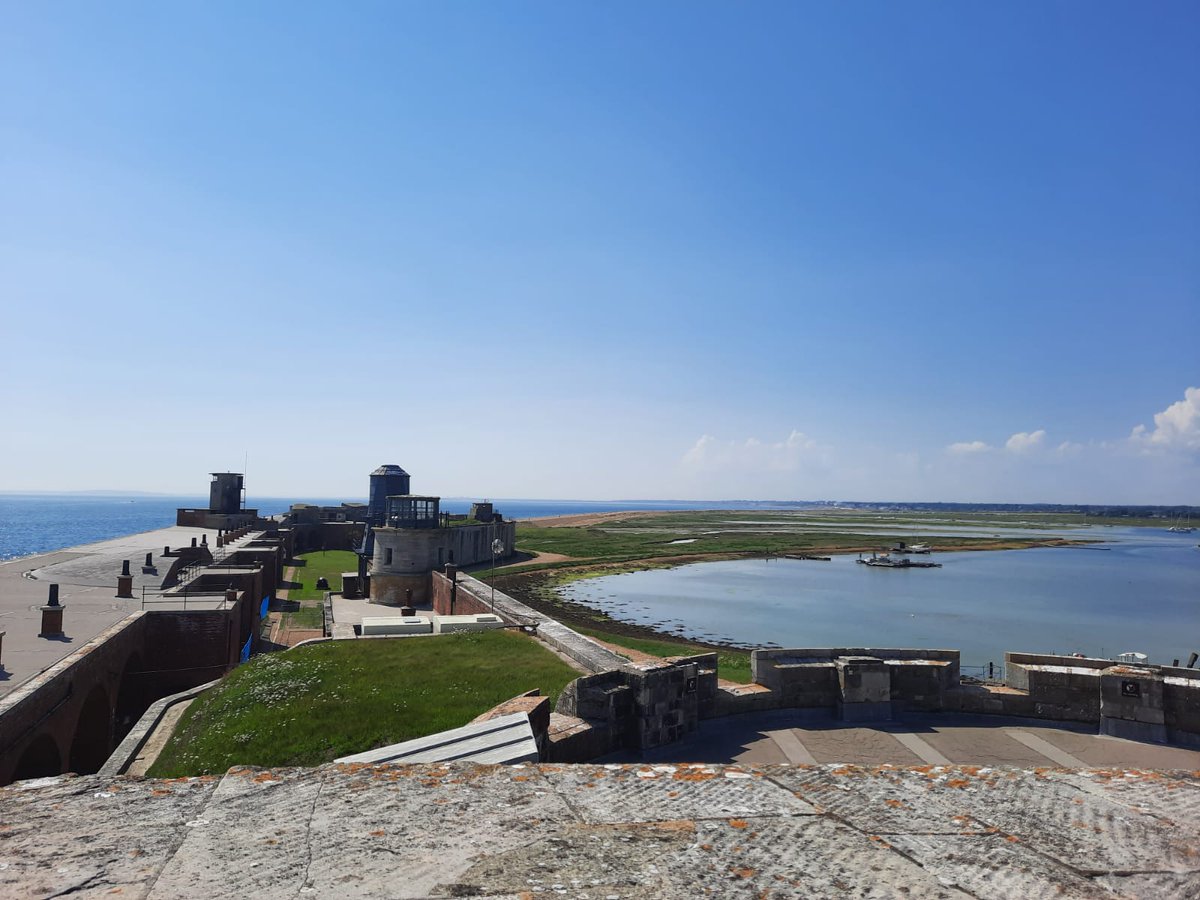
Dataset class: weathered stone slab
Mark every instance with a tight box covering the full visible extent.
[883,833,1109,898]
[769,764,999,834]
[2,763,1197,898]
[663,815,973,898]
[0,772,219,898]
[542,762,817,823]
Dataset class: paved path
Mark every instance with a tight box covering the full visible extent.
[619,709,1200,770]
[0,525,221,698]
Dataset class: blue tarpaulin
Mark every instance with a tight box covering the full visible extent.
[240,634,252,663]
[260,596,270,619]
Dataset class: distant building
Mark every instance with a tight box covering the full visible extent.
[176,473,259,529]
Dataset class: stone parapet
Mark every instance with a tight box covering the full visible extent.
[2,763,1197,898]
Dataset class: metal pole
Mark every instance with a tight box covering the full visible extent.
[490,524,496,612]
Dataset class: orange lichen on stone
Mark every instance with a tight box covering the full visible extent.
[869,835,893,849]
[673,770,717,782]
[1005,835,1021,843]
[369,830,385,837]
[730,866,756,879]
[252,772,281,784]
[728,819,749,829]
[944,779,971,789]
[654,820,696,833]
[884,799,908,809]
[510,775,530,782]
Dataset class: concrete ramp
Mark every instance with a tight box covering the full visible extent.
[335,711,538,765]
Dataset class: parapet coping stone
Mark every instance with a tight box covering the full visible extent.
[2,762,1196,898]
[453,572,628,674]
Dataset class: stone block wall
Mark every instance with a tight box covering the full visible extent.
[553,658,705,753]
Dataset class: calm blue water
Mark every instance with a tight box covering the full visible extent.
[0,494,727,562]
[562,530,1200,668]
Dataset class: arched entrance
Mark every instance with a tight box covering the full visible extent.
[11,734,62,781]
[68,684,112,775]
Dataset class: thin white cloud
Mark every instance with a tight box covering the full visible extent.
[1055,441,1083,455]
[946,440,990,454]
[1005,429,1046,454]
[1131,387,1200,451]
[681,430,825,473]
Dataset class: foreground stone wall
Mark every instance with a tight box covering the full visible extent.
[1,762,1195,898]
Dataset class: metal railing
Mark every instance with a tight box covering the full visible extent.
[139,584,232,610]
[960,662,1005,683]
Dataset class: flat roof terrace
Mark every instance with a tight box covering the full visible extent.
[0,525,229,698]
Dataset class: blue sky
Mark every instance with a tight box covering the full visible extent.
[2,2,1197,503]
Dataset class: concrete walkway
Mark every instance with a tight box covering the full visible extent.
[617,708,1200,770]
[0,525,222,698]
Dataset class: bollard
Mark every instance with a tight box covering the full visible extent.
[164,545,170,556]
[191,537,197,548]
[202,534,208,545]
[121,559,131,577]
[224,589,238,606]
[145,552,153,567]
[40,584,65,637]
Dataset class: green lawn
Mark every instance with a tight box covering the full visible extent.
[289,550,358,600]
[571,624,753,684]
[149,631,580,776]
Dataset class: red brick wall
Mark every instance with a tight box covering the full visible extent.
[431,571,491,616]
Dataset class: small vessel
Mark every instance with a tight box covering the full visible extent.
[857,552,941,569]
[1167,513,1196,533]
[891,541,932,554]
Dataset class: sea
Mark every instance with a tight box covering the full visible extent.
[0,494,724,562]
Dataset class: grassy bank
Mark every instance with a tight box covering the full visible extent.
[149,632,579,776]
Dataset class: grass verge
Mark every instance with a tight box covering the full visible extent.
[148,631,580,776]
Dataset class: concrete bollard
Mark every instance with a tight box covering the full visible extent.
[40,584,64,637]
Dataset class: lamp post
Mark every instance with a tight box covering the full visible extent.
[490,537,504,612]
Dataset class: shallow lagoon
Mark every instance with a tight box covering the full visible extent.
[561,529,1200,670]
